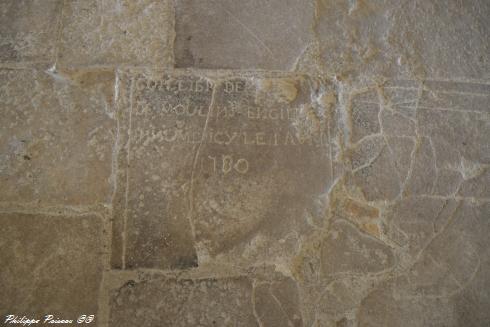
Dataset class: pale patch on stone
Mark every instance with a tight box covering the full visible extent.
[58,0,174,66]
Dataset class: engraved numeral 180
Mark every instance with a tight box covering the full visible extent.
[207,155,249,175]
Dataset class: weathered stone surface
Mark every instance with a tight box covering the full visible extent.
[175,0,314,69]
[292,180,395,325]
[108,269,304,327]
[254,276,303,327]
[358,283,458,327]
[0,68,115,205]
[109,275,257,326]
[293,79,489,325]
[2,2,490,326]
[111,69,337,270]
[0,212,103,320]
[58,0,174,66]
[386,197,461,259]
[344,80,490,202]
[359,202,490,327]
[348,88,380,143]
[313,0,489,82]
[0,0,62,64]
[320,220,394,276]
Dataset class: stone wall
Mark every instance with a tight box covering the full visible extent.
[1,1,489,326]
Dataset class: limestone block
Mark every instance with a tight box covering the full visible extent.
[252,272,303,327]
[58,0,174,66]
[108,269,304,327]
[359,202,490,327]
[344,80,490,201]
[314,0,489,81]
[111,69,337,270]
[0,213,104,322]
[109,275,257,327]
[0,68,115,205]
[174,0,314,69]
[320,220,394,276]
[0,0,62,64]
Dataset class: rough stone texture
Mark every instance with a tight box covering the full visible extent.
[292,80,490,327]
[1,1,489,327]
[359,202,490,327]
[111,70,337,271]
[58,0,174,67]
[0,0,62,65]
[107,268,303,327]
[109,275,257,326]
[0,68,115,206]
[311,0,489,82]
[0,213,104,321]
[175,0,314,69]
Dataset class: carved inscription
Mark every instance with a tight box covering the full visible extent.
[134,77,329,158]
[132,126,329,148]
[203,154,250,175]
[115,71,333,269]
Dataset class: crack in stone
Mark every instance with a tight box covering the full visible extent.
[187,79,219,254]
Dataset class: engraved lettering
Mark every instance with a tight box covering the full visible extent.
[222,155,233,174]
[284,131,296,145]
[208,155,217,173]
[242,131,255,145]
[174,104,185,115]
[177,80,188,92]
[224,81,246,93]
[161,103,172,114]
[269,107,279,120]
[234,158,249,174]
[256,132,266,145]
[214,131,227,145]
[225,132,239,145]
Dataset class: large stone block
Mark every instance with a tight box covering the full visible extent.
[111,69,336,269]
[0,68,115,205]
[344,80,490,202]
[109,275,257,327]
[0,0,62,64]
[359,202,490,327]
[0,212,104,322]
[108,270,303,327]
[58,0,174,66]
[174,0,314,69]
[313,0,489,81]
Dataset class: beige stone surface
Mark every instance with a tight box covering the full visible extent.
[111,70,337,270]
[0,68,115,206]
[291,79,490,326]
[58,0,174,67]
[109,275,257,326]
[0,212,104,322]
[107,268,303,327]
[1,1,489,326]
[0,0,62,64]
[174,0,314,69]
[310,0,489,82]
[359,202,490,327]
